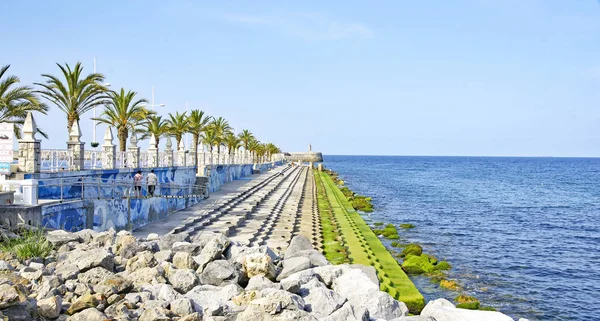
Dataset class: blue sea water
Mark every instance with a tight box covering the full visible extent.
[324,156,600,321]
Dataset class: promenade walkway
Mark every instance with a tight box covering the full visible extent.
[133,164,322,253]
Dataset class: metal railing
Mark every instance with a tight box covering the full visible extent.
[41,149,73,172]
[39,177,207,203]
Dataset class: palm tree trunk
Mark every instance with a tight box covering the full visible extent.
[67,114,76,136]
[118,128,128,152]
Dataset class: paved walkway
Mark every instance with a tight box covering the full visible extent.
[132,170,277,238]
[133,164,322,253]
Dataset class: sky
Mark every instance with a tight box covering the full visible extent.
[1,0,599,156]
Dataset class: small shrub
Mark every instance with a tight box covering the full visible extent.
[0,228,53,260]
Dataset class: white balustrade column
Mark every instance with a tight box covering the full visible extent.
[128,134,141,168]
[148,134,159,168]
[67,120,84,171]
[17,112,41,173]
[102,127,116,169]
[165,137,174,167]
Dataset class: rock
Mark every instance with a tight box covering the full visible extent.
[350,264,379,286]
[401,255,436,274]
[298,279,346,318]
[115,233,137,255]
[290,249,329,267]
[28,262,44,270]
[158,233,190,251]
[46,230,82,247]
[37,295,62,319]
[147,233,160,241]
[332,268,379,302]
[321,302,369,321]
[19,267,42,282]
[66,294,99,315]
[169,269,199,293]
[59,249,114,273]
[154,250,173,263]
[173,241,201,254]
[0,303,35,321]
[0,283,20,309]
[246,275,282,291]
[401,244,423,257]
[0,261,14,271]
[279,269,319,293]
[358,290,408,320]
[173,251,198,270]
[171,297,197,316]
[94,276,133,295]
[125,251,157,273]
[74,229,97,243]
[277,256,312,281]
[91,228,116,247]
[35,275,61,299]
[66,307,108,321]
[312,265,348,287]
[242,252,277,280]
[77,267,114,285]
[179,312,203,321]
[226,243,279,265]
[139,306,172,321]
[421,298,514,321]
[120,240,158,259]
[440,279,460,291]
[184,284,242,316]
[155,284,181,302]
[195,234,230,270]
[54,263,80,280]
[127,267,166,289]
[284,235,314,260]
[199,260,238,286]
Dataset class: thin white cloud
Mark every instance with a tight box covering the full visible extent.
[223,13,373,40]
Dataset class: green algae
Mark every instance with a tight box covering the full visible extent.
[400,223,416,229]
[373,222,384,227]
[455,295,478,304]
[479,306,497,311]
[316,171,425,313]
[372,223,399,239]
[457,302,481,310]
[439,279,461,291]
[435,261,452,271]
[401,254,437,274]
[401,244,423,257]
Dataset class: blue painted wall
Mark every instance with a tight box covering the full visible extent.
[28,166,196,200]
[202,162,282,193]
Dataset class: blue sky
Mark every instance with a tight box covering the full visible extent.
[1,0,599,156]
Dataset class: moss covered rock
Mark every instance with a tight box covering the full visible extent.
[401,255,436,274]
[455,295,478,304]
[401,244,423,257]
[456,301,481,310]
[400,223,415,229]
[439,279,460,291]
[422,254,438,265]
[435,261,452,271]
[479,306,497,311]
[352,196,374,212]
[372,224,399,239]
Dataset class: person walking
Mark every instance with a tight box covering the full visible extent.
[133,170,143,198]
[147,169,158,197]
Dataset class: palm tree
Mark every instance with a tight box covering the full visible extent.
[36,62,108,135]
[265,143,280,161]
[0,65,49,138]
[141,115,168,149]
[247,139,260,163]
[188,109,212,152]
[166,111,190,148]
[91,88,149,151]
[208,116,231,153]
[238,129,255,152]
[224,132,241,162]
[202,127,219,164]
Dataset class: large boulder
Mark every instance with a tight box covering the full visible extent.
[277,256,312,281]
[125,251,157,272]
[171,297,198,316]
[58,248,114,273]
[401,255,436,274]
[194,234,230,270]
[46,230,82,247]
[173,251,198,270]
[77,267,114,285]
[66,307,108,321]
[420,298,514,321]
[199,260,238,286]
[246,275,282,291]
[284,235,314,260]
[321,302,369,321]
[242,252,277,280]
[0,283,21,309]
[37,295,62,319]
[184,284,242,316]
[139,307,173,321]
[66,294,99,315]
[298,279,346,318]
[169,269,199,293]
[158,233,190,251]
[127,267,166,289]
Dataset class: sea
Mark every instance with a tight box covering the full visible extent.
[324,155,600,321]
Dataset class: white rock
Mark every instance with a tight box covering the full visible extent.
[37,295,62,319]
[169,269,199,293]
[298,279,346,318]
[277,256,312,281]
[147,233,160,241]
[171,297,197,316]
[246,275,282,291]
[173,251,198,270]
[66,307,108,321]
[421,298,514,321]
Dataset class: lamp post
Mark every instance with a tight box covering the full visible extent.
[92,57,111,149]
[144,85,166,111]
